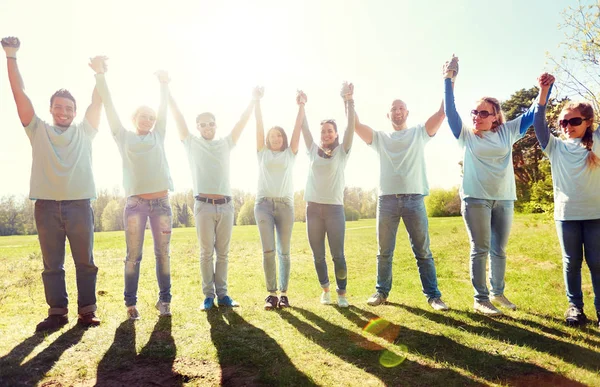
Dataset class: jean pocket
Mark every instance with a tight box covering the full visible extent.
[126,197,139,210]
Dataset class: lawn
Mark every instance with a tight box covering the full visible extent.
[0,214,598,386]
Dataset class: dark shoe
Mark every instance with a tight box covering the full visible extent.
[278,296,290,308]
[264,295,279,310]
[78,312,101,327]
[35,315,68,333]
[217,296,239,307]
[565,305,587,326]
[597,311,600,328]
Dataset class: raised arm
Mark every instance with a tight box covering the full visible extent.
[443,55,462,139]
[533,73,555,149]
[255,89,265,151]
[424,100,445,136]
[341,82,355,153]
[168,92,190,141]
[91,56,125,135]
[354,109,374,145]
[231,86,262,144]
[516,72,554,135]
[2,37,34,126]
[298,90,313,148]
[154,70,170,138]
[290,92,305,154]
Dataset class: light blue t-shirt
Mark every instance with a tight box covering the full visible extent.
[304,143,349,205]
[370,125,431,196]
[183,134,235,196]
[95,74,173,197]
[544,132,600,220]
[25,115,97,200]
[256,147,296,201]
[458,117,524,200]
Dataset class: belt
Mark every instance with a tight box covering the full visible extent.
[195,195,231,205]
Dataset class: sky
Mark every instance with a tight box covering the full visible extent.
[0,0,580,198]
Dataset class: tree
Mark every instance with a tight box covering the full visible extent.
[294,190,306,222]
[237,198,256,225]
[424,188,461,217]
[101,199,124,231]
[0,195,24,236]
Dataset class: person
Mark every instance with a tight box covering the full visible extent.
[355,81,449,311]
[2,36,102,331]
[92,57,174,320]
[169,85,261,310]
[254,89,302,310]
[301,82,355,308]
[444,55,548,316]
[534,74,600,327]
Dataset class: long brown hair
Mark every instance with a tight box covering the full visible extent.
[560,102,600,168]
[476,97,505,132]
[266,126,289,151]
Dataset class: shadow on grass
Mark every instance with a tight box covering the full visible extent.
[207,308,316,386]
[524,311,600,341]
[390,303,594,384]
[0,325,85,386]
[96,317,182,387]
[281,306,479,386]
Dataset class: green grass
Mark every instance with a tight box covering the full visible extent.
[0,214,599,386]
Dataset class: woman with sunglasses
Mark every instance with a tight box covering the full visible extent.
[443,56,549,316]
[301,82,355,307]
[254,90,303,310]
[92,58,173,320]
[534,74,600,327]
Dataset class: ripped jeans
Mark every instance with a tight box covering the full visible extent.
[123,196,172,307]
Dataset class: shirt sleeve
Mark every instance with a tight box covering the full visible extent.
[24,114,42,141]
[444,78,462,139]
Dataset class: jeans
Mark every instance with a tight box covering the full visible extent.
[34,199,97,316]
[123,196,172,307]
[461,198,514,302]
[376,194,441,299]
[306,202,347,293]
[555,219,600,312]
[194,200,234,299]
[254,198,294,293]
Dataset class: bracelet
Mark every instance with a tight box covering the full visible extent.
[344,99,355,106]
[6,56,16,59]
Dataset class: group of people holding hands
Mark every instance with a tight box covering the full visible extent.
[2,36,599,333]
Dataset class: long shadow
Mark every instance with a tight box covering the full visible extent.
[207,308,316,386]
[96,318,182,387]
[281,306,479,386]
[0,325,86,386]
[389,304,596,383]
[525,311,600,340]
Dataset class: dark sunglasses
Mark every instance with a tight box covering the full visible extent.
[559,117,585,128]
[199,121,216,128]
[470,110,495,119]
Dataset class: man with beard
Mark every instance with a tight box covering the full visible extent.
[2,36,103,332]
[354,97,450,311]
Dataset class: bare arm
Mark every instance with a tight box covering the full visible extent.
[341,82,355,153]
[84,86,103,129]
[424,100,445,136]
[231,86,262,144]
[2,37,34,126]
[354,112,374,145]
[168,92,190,141]
[297,91,313,149]
[255,99,265,151]
[290,100,304,154]
[154,70,170,138]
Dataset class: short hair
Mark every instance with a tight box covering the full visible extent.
[196,112,216,123]
[131,105,155,123]
[50,89,77,111]
[266,126,289,151]
[561,102,599,168]
[476,96,505,132]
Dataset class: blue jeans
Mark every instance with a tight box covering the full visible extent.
[123,196,172,307]
[556,219,600,312]
[461,198,513,302]
[306,202,347,293]
[255,198,294,293]
[194,200,234,299]
[376,194,441,299]
[34,199,97,316]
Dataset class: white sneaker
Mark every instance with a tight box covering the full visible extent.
[428,298,449,311]
[320,291,331,305]
[491,295,517,310]
[155,301,171,316]
[366,292,387,306]
[127,305,141,320]
[338,295,349,308]
[474,300,503,316]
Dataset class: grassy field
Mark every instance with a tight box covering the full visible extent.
[0,214,599,386]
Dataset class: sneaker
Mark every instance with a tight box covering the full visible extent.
[127,305,141,320]
[565,305,587,326]
[338,295,349,308]
[474,300,503,316]
[35,315,68,333]
[217,296,240,307]
[366,292,387,306]
[78,312,101,327]
[264,295,279,310]
[155,301,171,316]
[428,298,449,311]
[278,296,290,308]
[201,297,214,311]
[491,295,517,310]
[320,291,331,305]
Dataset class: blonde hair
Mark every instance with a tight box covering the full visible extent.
[560,102,600,169]
[131,105,155,124]
[476,97,505,132]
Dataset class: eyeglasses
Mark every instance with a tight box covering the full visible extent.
[470,110,495,119]
[199,121,216,128]
[559,117,585,128]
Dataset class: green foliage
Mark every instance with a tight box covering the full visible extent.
[294,190,306,222]
[101,199,124,231]
[237,197,256,225]
[424,187,461,217]
[344,206,360,221]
